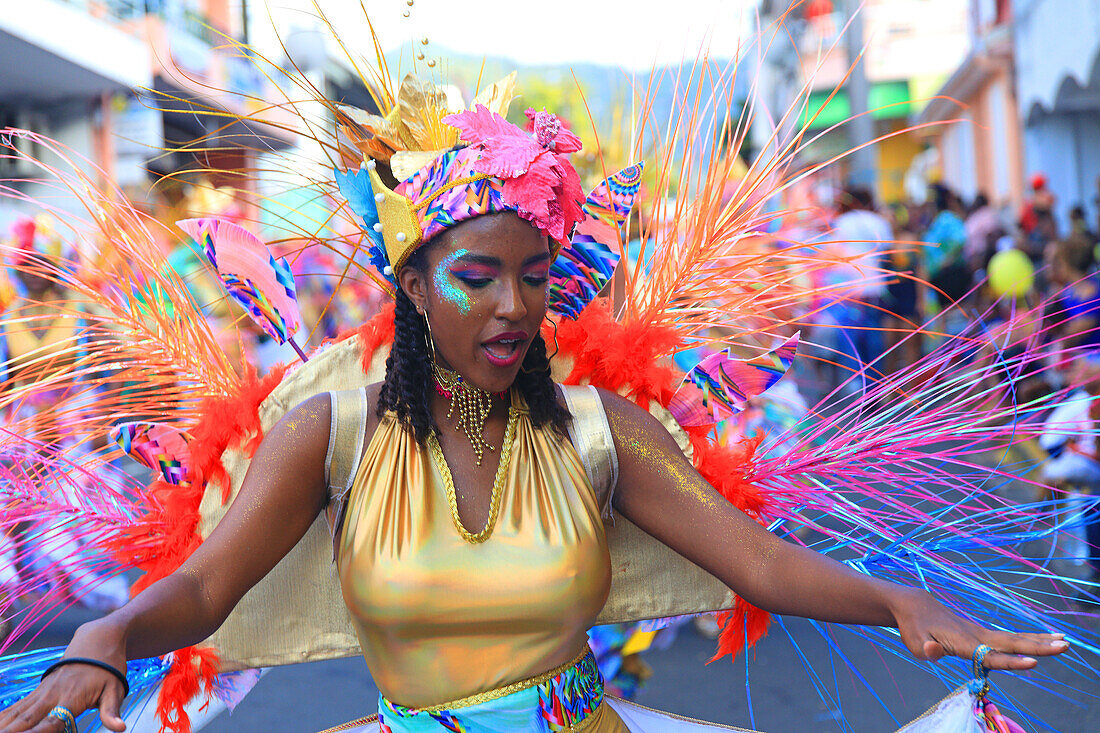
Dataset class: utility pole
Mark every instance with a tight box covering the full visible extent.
[240,0,250,46]
[843,0,876,192]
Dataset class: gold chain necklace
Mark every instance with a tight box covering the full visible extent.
[428,403,520,544]
[432,362,501,465]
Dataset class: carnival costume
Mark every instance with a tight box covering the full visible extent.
[0,216,130,621]
[0,43,1096,733]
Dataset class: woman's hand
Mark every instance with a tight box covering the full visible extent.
[0,621,128,733]
[890,587,1069,670]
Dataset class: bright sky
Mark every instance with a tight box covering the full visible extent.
[254,0,758,70]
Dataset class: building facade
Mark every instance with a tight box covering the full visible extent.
[917,0,1024,212]
[1014,0,1100,232]
[0,1,151,226]
[0,0,294,243]
[756,0,970,205]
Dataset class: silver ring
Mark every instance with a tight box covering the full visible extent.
[46,705,76,733]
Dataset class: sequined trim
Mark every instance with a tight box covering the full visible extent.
[316,714,378,732]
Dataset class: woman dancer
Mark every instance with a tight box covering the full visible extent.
[0,105,1067,733]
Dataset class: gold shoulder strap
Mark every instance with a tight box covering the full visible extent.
[560,385,618,519]
[324,387,368,543]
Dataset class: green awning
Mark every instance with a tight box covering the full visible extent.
[801,80,912,129]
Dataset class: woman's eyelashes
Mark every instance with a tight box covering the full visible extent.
[523,268,550,286]
[448,268,549,289]
[450,268,495,289]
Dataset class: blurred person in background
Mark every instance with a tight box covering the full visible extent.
[923,184,967,282]
[828,186,892,380]
[0,217,130,618]
[923,184,971,343]
[882,202,922,372]
[1020,174,1058,264]
[1069,204,1097,249]
[1045,238,1100,353]
[964,192,1004,274]
[1040,356,1100,597]
[1020,173,1057,238]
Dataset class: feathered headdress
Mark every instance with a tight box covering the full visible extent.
[334,78,640,307]
[337,104,587,270]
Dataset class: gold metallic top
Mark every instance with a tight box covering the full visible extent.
[336,397,612,708]
[415,646,590,713]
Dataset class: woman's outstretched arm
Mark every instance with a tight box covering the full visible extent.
[0,393,334,733]
[599,389,1067,670]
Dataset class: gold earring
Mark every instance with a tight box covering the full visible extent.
[423,312,437,361]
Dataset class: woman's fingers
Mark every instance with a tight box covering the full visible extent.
[996,633,1068,657]
[967,632,1069,670]
[97,681,127,733]
[0,696,33,729]
[24,714,66,733]
[0,667,129,733]
[916,622,1070,670]
[978,650,1040,671]
[0,696,60,733]
[921,639,945,661]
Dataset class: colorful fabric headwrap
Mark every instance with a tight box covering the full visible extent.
[397,146,513,246]
[336,106,584,275]
[335,105,644,320]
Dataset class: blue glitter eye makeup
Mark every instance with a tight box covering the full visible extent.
[434,249,474,314]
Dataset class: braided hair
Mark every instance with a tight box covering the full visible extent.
[376,249,571,443]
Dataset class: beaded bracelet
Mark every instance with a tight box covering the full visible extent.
[41,657,130,698]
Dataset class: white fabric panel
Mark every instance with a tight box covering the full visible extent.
[895,687,982,733]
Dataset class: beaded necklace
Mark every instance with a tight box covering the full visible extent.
[431,362,506,466]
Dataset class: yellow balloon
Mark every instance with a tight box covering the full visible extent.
[988,249,1034,297]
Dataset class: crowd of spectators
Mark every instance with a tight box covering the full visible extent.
[813,173,1100,384]
[810,175,1100,588]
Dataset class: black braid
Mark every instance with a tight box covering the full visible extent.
[514,331,571,436]
[378,258,571,443]
[376,287,437,442]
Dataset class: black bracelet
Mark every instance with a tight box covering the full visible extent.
[41,657,130,698]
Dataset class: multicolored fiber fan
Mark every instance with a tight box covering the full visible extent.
[176,217,307,361]
[668,333,799,426]
[549,163,643,319]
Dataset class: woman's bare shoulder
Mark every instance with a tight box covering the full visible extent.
[591,386,651,421]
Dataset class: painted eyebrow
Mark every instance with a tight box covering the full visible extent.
[451,254,500,267]
[522,252,552,267]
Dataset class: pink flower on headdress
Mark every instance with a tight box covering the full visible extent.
[443,105,584,242]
